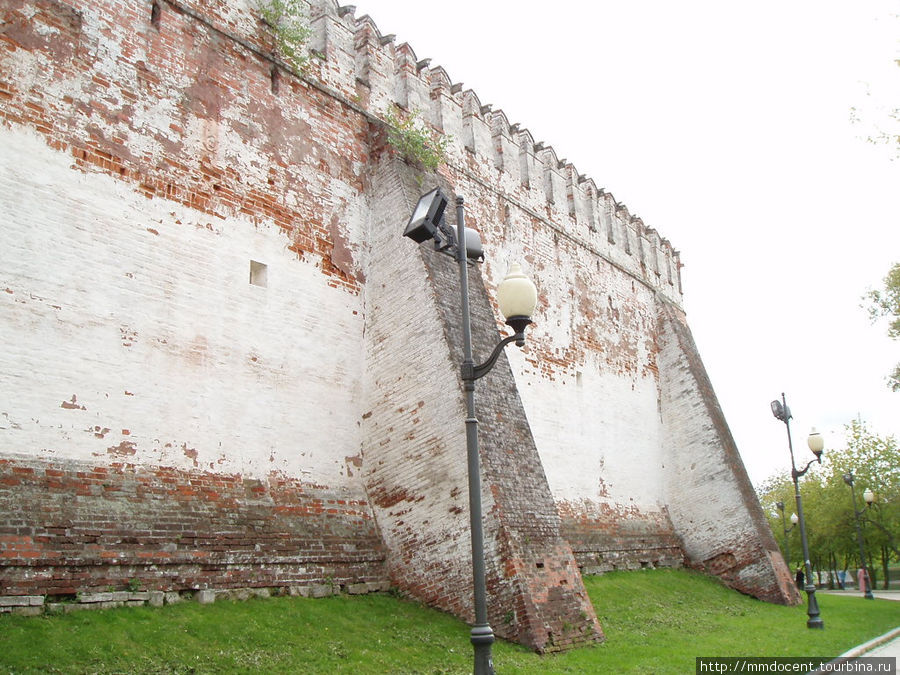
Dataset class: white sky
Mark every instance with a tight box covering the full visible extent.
[351,0,900,486]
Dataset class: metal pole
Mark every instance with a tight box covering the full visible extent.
[783,393,823,629]
[778,504,792,571]
[456,196,495,675]
[847,476,875,599]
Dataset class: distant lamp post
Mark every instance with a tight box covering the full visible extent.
[404,188,538,675]
[842,472,875,599]
[775,501,798,567]
[770,394,824,628]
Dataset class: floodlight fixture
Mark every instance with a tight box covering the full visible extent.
[770,399,790,422]
[403,187,484,261]
[403,187,447,243]
[463,227,484,261]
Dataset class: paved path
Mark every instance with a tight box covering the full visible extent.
[863,633,900,659]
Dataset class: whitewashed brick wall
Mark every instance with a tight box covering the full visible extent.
[1,125,367,488]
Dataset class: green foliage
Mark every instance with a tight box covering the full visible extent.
[257,0,312,73]
[1,570,899,673]
[831,419,900,495]
[864,262,900,339]
[827,420,900,562]
[383,106,450,172]
[758,419,899,583]
[863,262,900,391]
[758,474,803,568]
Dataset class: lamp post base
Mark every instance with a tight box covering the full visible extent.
[804,585,824,629]
[471,624,495,675]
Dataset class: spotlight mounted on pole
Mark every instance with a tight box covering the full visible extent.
[403,187,483,261]
[403,187,538,675]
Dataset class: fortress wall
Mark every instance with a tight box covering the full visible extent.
[0,0,385,594]
[298,0,689,572]
[657,304,800,603]
[0,127,365,482]
[451,172,684,572]
[0,0,795,627]
[318,0,777,588]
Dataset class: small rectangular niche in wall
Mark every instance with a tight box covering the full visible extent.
[249,260,268,287]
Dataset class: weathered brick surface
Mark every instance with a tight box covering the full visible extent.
[656,303,800,604]
[359,158,475,625]
[559,501,685,574]
[0,458,386,596]
[357,156,602,650]
[1,0,381,602]
[0,0,797,648]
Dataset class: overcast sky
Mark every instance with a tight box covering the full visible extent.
[351,0,900,486]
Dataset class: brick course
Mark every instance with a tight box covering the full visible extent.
[0,458,385,596]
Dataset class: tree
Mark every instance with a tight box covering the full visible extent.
[864,262,900,391]
[758,474,802,569]
[757,467,851,587]
[758,419,899,589]
[821,420,899,588]
[801,475,856,587]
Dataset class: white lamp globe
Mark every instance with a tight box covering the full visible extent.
[497,263,537,320]
[807,428,824,455]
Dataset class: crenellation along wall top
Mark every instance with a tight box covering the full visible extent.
[230,0,685,302]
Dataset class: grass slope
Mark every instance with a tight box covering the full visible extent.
[1,569,897,673]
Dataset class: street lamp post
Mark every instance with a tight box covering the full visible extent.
[860,490,899,586]
[775,501,798,569]
[842,472,875,599]
[404,188,538,675]
[770,393,824,629]
[861,489,896,558]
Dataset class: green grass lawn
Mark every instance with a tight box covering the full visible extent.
[1,569,897,673]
